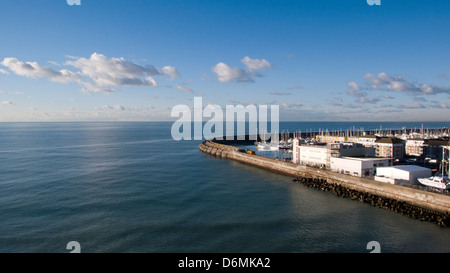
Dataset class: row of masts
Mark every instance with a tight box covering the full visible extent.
[289,126,450,140]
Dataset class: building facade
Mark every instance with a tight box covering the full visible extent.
[423,139,449,160]
[330,157,393,178]
[405,138,425,157]
[375,137,405,161]
[375,165,432,185]
[292,140,376,168]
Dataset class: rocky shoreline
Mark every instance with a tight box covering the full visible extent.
[293,177,450,227]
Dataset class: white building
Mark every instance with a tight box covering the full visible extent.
[297,144,328,168]
[330,157,393,178]
[405,138,425,157]
[356,135,379,147]
[375,165,432,185]
[291,138,303,164]
[292,139,377,169]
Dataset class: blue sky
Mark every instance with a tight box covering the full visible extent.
[0,0,449,121]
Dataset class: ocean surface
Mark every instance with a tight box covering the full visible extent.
[0,121,450,253]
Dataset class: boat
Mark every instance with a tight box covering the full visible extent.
[256,139,279,151]
[418,176,450,190]
[255,129,270,150]
[255,130,279,151]
[269,131,280,151]
[256,142,271,150]
[269,145,279,151]
[418,146,450,190]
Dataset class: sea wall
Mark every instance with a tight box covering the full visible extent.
[199,140,450,227]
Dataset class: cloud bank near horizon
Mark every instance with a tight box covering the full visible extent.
[346,72,450,105]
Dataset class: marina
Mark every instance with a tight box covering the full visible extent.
[203,126,450,227]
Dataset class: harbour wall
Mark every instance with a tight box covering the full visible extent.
[199,140,450,226]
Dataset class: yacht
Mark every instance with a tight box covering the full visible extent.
[418,176,450,190]
[256,142,271,150]
[255,130,279,151]
[418,147,449,190]
[255,129,269,150]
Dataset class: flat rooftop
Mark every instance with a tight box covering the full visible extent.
[377,165,432,172]
[341,156,391,161]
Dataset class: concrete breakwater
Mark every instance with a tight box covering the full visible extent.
[199,140,450,227]
[294,177,450,227]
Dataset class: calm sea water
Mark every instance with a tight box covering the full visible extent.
[0,121,450,253]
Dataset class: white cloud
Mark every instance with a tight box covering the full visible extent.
[48,61,61,67]
[241,56,272,70]
[2,100,13,105]
[79,81,116,93]
[1,57,79,83]
[361,72,450,95]
[347,73,450,104]
[176,85,193,93]
[159,66,180,80]
[347,82,365,98]
[212,56,272,83]
[1,53,181,93]
[212,62,255,83]
[113,104,125,111]
[347,81,381,104]
[0,68,9,75]
[347,81,360,91]
[66,53,160,88]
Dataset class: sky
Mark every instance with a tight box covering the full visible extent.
[0,0,449,122]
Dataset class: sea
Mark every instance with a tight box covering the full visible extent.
[0,121,450,253]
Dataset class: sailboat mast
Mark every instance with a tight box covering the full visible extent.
[447,146,449,177]
[443,147,445,177]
